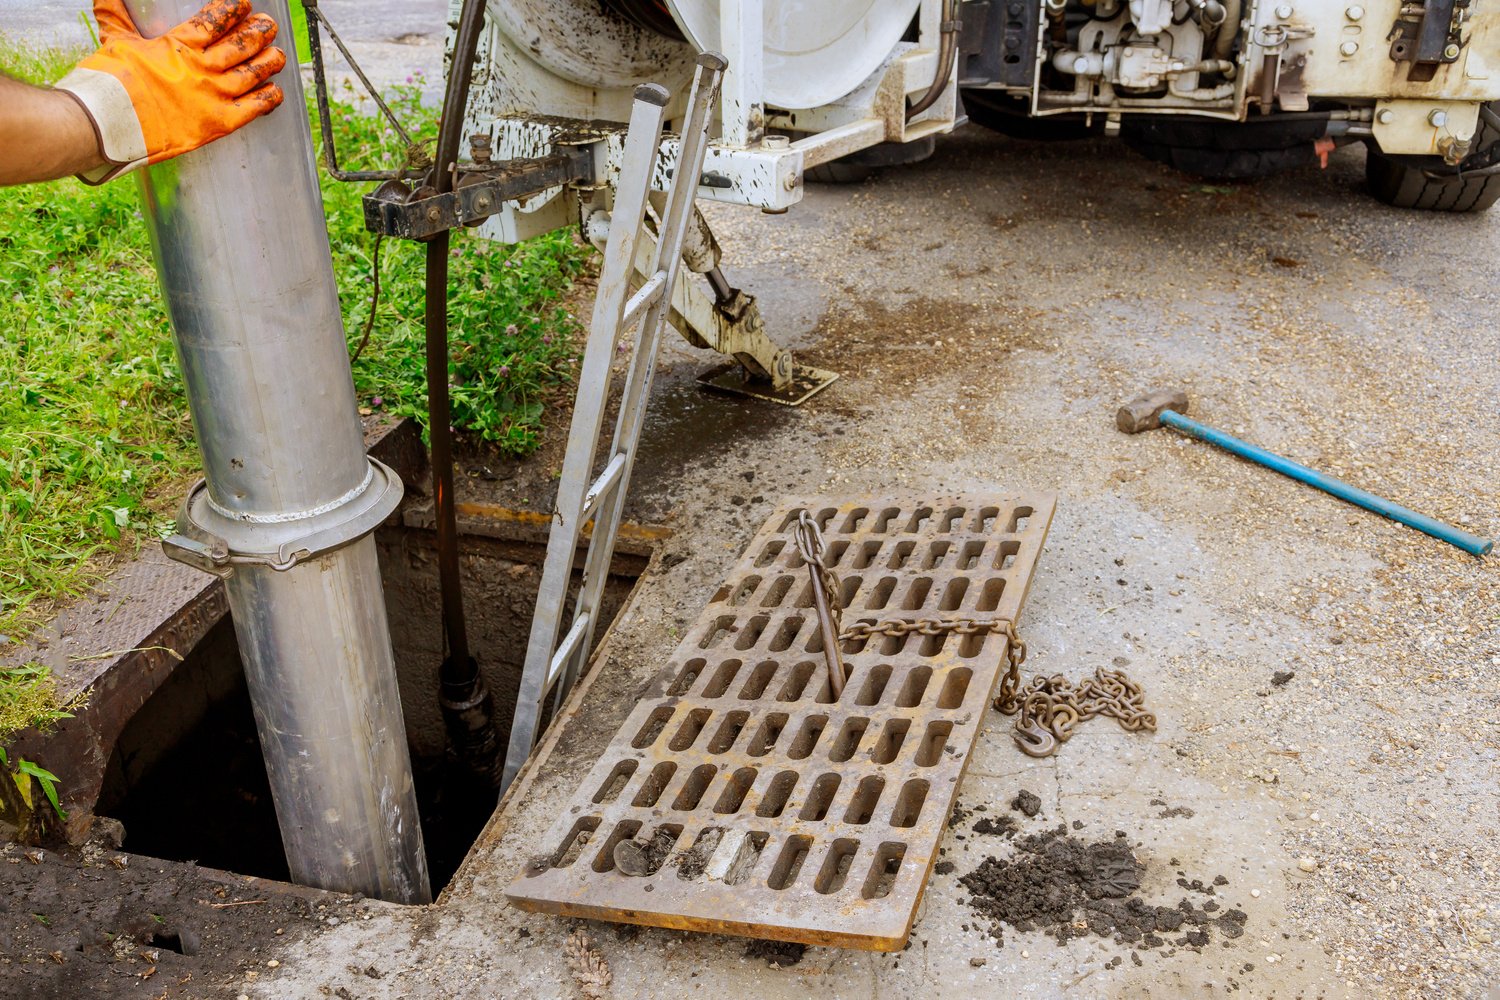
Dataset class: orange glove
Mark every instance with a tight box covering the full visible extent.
[55,0,286,183]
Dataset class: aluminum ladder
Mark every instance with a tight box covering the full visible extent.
[502,54,727,789]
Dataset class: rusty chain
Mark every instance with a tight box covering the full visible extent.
[790,510,1155,758]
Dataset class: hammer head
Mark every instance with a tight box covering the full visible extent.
[1117,388,1189,434]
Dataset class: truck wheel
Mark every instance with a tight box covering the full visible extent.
[961,90,1095,141]
[1365,107,1500,212]
[805,161,877,184]
[1120,116,1329,180]
[804,136,936,185]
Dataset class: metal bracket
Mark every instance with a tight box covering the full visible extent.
[163,458,404,575]
[362,149,594,240]
[1388,0,1468,65]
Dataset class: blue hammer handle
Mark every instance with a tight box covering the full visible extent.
[1159,409,1493,557]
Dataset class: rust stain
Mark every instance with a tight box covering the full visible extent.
[507,494,1056,951]
[453,502,671,545]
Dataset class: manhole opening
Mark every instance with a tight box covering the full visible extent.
[96,524,644,896]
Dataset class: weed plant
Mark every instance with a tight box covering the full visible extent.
[0,44,591,741]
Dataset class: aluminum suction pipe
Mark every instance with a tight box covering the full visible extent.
[127,0,431,904]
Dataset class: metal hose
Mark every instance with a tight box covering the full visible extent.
[1212,0,1241,60]
[908,0,961,121]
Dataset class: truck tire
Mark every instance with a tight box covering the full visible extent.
[804,136,936,185]
[1365,106,1500,212]
[961,89,1095,141]
[1121,116,1328,180]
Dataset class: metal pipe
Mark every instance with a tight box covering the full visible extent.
[425,0,503,788]
[1158,410,1493,556]
[127,0,431,902]
[908,0,960,121]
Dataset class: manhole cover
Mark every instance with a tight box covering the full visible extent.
[507,493,1055,950]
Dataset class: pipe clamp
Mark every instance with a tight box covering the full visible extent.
[163,458,404,574]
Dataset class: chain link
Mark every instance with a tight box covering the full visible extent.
[790,509,1154,759]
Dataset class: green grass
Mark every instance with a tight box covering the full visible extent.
[0,45,592,743]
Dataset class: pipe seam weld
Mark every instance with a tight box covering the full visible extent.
[205,462,375,524]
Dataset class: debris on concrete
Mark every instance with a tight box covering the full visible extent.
[959,825,1248,951]
[1011,789,1043,818]
[973,815,1020,838]
[744,939,805,968]
[564,929,611,1000]
[1149,798,1196,819]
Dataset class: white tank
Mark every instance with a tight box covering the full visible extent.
[474,0,919,121]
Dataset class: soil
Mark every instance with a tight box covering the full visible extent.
[972,815,1019,838]
[672,829,722,881]
[0,838,355,999]
[743,939,805,968]
[959,824,1248,951]
[1010,790,1043,818]
[612,827,679,878]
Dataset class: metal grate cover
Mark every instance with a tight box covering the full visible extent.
[507,494,1056,950]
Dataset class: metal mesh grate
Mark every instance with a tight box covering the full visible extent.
[506,494,1056,950]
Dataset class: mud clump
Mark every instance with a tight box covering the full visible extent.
[613,827,679,877]
[745,939,806,968]
[973,815,1019,838]
[672,829,721,881]
[1011,789,1043,817]
[959,825,1246,951]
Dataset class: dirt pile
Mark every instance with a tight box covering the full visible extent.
[959,826,1247,951]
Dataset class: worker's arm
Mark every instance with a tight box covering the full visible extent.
[0,77,106,185]
[0,0,285,187]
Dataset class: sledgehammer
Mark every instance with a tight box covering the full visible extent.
[1117,389,1493,556]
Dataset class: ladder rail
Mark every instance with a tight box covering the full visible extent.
[552,55,728,710]
[502,55,729,791]
[501,83,672,790]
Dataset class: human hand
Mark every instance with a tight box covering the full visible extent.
[55,0,286,183]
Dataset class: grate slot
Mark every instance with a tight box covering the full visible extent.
[632,761,677,807]
[507,493,1055,951]
[544,816,601,872]
[814,838,860,895]
[713,767,758,814]
[754,770,799,818]
[668,659,706,696]
[593,760,638,804]
[869,718,911,764]
[828,718,869,762]
[592,820,642,873]
[672,764,717,810]
[632,706,674,749]
[787,715,828,759]
[798,773,841,821]
[768,835,812,890]
[747,713,789,756]
[863,843,907,899]
[843,776,885,825]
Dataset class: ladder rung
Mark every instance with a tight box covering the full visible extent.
[581,453,627,518]
[622,270,667,329]
[546,611,592,689]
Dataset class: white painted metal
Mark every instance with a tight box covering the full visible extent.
[503,57,727,789]
[665,0,921,109]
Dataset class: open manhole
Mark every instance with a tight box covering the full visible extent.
[94,517,648,896]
